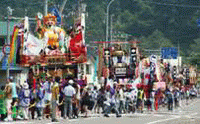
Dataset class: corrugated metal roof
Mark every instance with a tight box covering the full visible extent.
[0,21,17,36]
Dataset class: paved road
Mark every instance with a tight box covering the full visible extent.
[2,98,200,124]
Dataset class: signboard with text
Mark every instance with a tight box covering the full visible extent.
[161,47,178,59]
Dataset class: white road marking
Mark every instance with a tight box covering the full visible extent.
[146,99,199,124]
[4,99,199,124]
[147,116,180,124]
[189,116,200,119]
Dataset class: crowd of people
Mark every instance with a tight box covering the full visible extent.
[0,75,198,122]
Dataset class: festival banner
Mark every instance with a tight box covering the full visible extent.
[23,34,43,55]
[9,26,19,66]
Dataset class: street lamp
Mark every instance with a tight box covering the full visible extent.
[6,6,13,79]
[110,14,114,43]
[106,0,115,48]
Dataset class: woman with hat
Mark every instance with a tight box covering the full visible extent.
[18,82,30,120]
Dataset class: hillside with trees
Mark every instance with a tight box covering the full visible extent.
[0,0,200,66]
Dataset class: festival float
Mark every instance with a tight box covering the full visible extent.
[9,7,87,86]
[111,42,139,88]
[94,41,140,88]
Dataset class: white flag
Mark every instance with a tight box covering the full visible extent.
[23,34,43,55]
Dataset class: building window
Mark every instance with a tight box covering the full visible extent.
[86,64,91,74]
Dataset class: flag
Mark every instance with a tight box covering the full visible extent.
[23,34,43,55]
[16,28,24,64]
[93,56,98,82]
[9,26,19,66]
[50,7,61,25]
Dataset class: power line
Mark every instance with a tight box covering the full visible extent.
[27,2,44,6]
[1,1,44,6]
[141,0,200,8]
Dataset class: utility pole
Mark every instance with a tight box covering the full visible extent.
[6,6,13,79]
[106,0,114,48]
[81,2,87,81]
[44,0,48,16]
[59,0,68,15]
[25,9,27,16]
[81,3,87,45]
[110,14,114,43]
[178,40,180,73]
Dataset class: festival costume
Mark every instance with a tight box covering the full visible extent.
[36,87,45,120]
[19,83,30,120]
[51,82,59,121]
[68,26,87,61]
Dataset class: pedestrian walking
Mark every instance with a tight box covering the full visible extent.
[29,88,37,120]
[4,77,14,121]
[174,88,180,108]
[81,90,91,117]
[58,79,65,118]
[19,82,30,120]
[96,87,105,114]
[63,79,76,119]
[90,86,98,113]
[43,77,53,104]
[51,76,60,122]
[136,84,144,113]
[71,82,80,118]
[8,77,18,121]
[103,85,121,118]
[116,85,125,114]
[166,89,173,111]
[36,83,45,120]
[185,89,190,105]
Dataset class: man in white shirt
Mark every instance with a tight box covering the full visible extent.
[63,79,76,119]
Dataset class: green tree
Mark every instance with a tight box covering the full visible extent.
[139,29,173,51]
[189,38,200,66]
[85,4,106,43]
[1,0,200,60]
